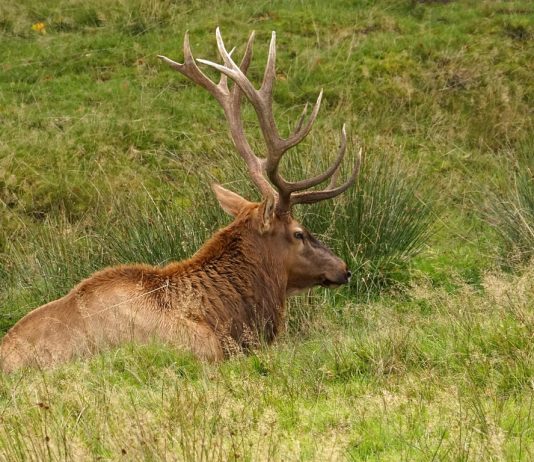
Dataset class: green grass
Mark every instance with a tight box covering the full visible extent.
[1,0,533,460]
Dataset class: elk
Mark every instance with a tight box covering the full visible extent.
[0,29,361,373]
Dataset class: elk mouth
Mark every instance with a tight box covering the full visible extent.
[320,278,344,288]
[320,271,351,288]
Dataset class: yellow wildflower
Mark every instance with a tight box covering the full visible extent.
[31,22,46,34]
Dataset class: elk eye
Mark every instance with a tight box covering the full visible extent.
[294,231,304,240]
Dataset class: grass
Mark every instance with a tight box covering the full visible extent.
[1,0,533,460]
[1,269,534,460]
[486,148,534,267]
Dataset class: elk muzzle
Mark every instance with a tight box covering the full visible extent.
[320,262,352,288]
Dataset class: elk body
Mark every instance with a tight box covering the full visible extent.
[0,29,361,373]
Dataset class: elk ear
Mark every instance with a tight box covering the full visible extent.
[212,183,251,217]
[259,193,276,232]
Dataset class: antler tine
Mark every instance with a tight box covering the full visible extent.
[294,102,309,133]
[327,125,349,189]
[328,124,347,188]
[290,146,363,206]
[215,27,236,68]
[239,33,255,74]
[230,31,255,101]
[284,90,323,151]
[158,32,226,101]
[218,46,236,90]
[260,31,276,97]
[283,124,348,194]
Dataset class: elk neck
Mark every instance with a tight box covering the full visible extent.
[162,214,288,345]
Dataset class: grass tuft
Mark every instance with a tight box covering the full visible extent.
[486,153,534,268]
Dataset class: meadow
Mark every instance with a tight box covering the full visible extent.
[0,0,533,460]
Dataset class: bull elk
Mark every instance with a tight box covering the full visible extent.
[0,29,361,373]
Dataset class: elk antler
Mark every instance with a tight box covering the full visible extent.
[158,28,362,215]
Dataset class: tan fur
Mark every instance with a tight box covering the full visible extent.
[1,196,349,373]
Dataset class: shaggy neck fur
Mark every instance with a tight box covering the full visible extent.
[164,213,287,355]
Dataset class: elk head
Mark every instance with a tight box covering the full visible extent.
[159,29,362,294]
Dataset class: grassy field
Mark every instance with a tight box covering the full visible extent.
[1,0,533,460]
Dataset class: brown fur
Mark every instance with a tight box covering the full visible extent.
[0,191,349,372]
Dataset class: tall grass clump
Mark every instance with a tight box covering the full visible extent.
[104,188,227,266]
[290,143,435,296]
[487,161,534,268]
[342,159,435,294]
